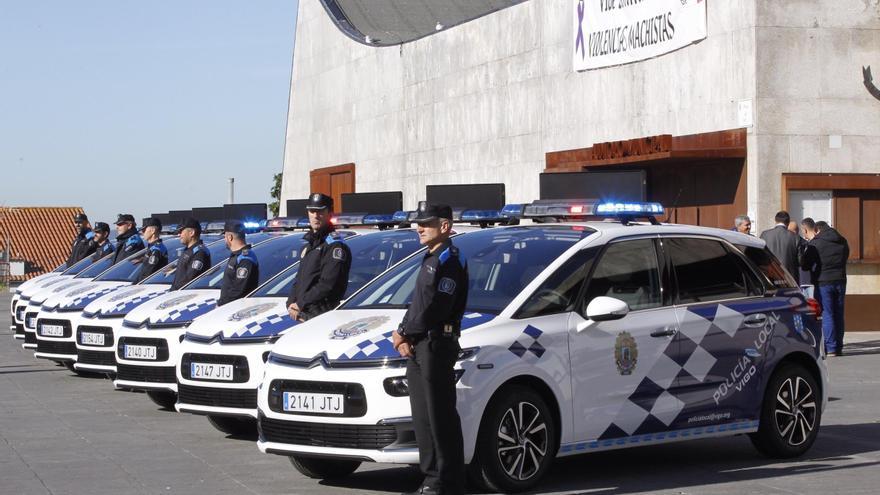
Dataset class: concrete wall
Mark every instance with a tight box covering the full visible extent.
[280,0,758,214]
[753,1,880,228]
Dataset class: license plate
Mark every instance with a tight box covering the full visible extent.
[124,344,157,360]
[190,362,234,381]
[283,392,344,414]
[40,324,64,337]
[81,332,105,346]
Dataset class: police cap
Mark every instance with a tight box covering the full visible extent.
[224,220,246,235]
[115,214,136,225]
[94,222,110,233]
[306,193,333,211]
[178,217,202,233]
[414,203,453,224]
[141,217,162,232]
[74,213,88,223]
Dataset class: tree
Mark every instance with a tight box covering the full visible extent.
[269,172,282,217]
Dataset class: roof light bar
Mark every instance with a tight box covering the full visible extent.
[593,202,664,216]
[363,214,396,225]
[522,200,596,218]
[500,204,526,219]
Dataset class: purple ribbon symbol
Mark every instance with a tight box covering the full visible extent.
[575,0,585,59]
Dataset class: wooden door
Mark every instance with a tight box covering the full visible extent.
[309,164,355,211]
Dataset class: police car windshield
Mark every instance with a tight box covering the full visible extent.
[52,263,67,272]
[184,233,308,290]
[74,255,115,278]
[93,239,185,282]
[343,226,594,314]
[253,229,422,298]
[62,254,100,275]
[139,239,231,285]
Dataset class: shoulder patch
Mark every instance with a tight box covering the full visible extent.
[332,246,346,261]
[438,277,456,295]
[191,259,204,271]
[236,266,250,279]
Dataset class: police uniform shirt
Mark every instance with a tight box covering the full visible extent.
[399,240,468,339]
[170,241,212,290]
[91,241,114,262]
[217,245,259,306]
[287,229,351,319]
[112,229,145,265]
[136,239,169,283]
[68,228,96,265]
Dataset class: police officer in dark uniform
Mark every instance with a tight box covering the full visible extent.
[135,218,168,282]
[68,213,96,265]
[90,222,114,262]
[287,193,351,322]
[392,204,468,495]
[217,220,259,306]
[170,217,212,290]
[112,214,145,264]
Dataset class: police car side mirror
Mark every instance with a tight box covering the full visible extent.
[586,296,630,322]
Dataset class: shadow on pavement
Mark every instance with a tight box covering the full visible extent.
[319,422,880,494]
[840,340,880,357]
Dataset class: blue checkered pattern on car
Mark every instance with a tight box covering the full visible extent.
[336,312,496,360]
[154,298,218,324]
[508,325,546,359]
[60,287,118,310]
[229,313,300,339]
[559,420,759,453]
[105,290,168,316]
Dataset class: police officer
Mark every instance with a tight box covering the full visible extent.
[67,213,96,265]
[90,222,114,262]
[392,204,468,495]
[287,193,351,322]
[112,214,145,264]
[217,220,259,306]
[170,217,212,290]
[135,218,168,282]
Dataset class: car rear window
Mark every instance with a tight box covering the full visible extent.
[734,245,798,289]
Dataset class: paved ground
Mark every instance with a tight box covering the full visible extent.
[2,289,880,495]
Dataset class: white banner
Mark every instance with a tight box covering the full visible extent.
[573,0,708,71]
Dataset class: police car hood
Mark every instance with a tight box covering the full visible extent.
[16,272,61,294]
[186,297,299,342]
[82,284,172,318]
[20,274,76,300]
[40,280,128,312]
[27,278,92,306]
[123,289,219,328]
[271,308,496,362]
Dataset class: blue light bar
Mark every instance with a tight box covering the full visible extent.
[460,210,504,222]
[593,202,664,216]
[363,214,395,225]
[204,221,224,232]
[243,221,261,229]
[500,204,526,218]
[296,218,310,228]
[392,210,414,222]
[333,213,367,226]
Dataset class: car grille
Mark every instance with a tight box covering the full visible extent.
[14,324,24,337]
[180,353,250,383]
[77,349,116,367]
[77,326,114,347]
[37,318,72,338]
[267,379,367,418]
[178,384,257,409]
[259,415,397,450]
[116,364,176,384]
[36,339,76,356]
[117,337,169,361]
[24,332,37,345]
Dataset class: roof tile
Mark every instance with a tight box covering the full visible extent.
[0,207,84,281]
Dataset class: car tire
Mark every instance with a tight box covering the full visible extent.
[750,363,821,458]
[207,415,256,436]
[63,361,77,372]
[469,385,557,493]
[146,390,178,410]
[288,455,360,479]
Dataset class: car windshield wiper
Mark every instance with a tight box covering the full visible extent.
[352,303,409,310]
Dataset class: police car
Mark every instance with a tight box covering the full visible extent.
[73,238,227,375]
[18,252,119,351]
[10,263,67,340]
[176,228,424,434]
[32,239,189,366]
[256,202,826,493]
[113,233,312,409]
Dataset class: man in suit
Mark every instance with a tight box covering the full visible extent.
[760,210,801,280]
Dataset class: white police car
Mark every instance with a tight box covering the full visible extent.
[18,253,119,351]
[113,233,311,409]
[32,239,190,366]
[176,228,424,434]
[256,202,826,493]
[10,263,67,341]
[73,238,227,375]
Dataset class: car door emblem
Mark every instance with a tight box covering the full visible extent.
[615,331,638,375]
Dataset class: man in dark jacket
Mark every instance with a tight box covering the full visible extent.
[90,222,114,262]
[112,214,145,264]
[801,221,850,356]
[135,218,168,282]
[67,213,96,265]
[217,221,259,306]
[287,193,351,322]
[170,218,212,290]
[760,210,801,280]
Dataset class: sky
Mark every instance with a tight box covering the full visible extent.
[0,0,299,225]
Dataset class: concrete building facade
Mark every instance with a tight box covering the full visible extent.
[280,0,880,329]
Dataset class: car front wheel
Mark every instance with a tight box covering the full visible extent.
[207,415,256,437]
[146,390,177,411]
[750,363,821,458]
[288,456,360,479]
[469,385,557,493]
